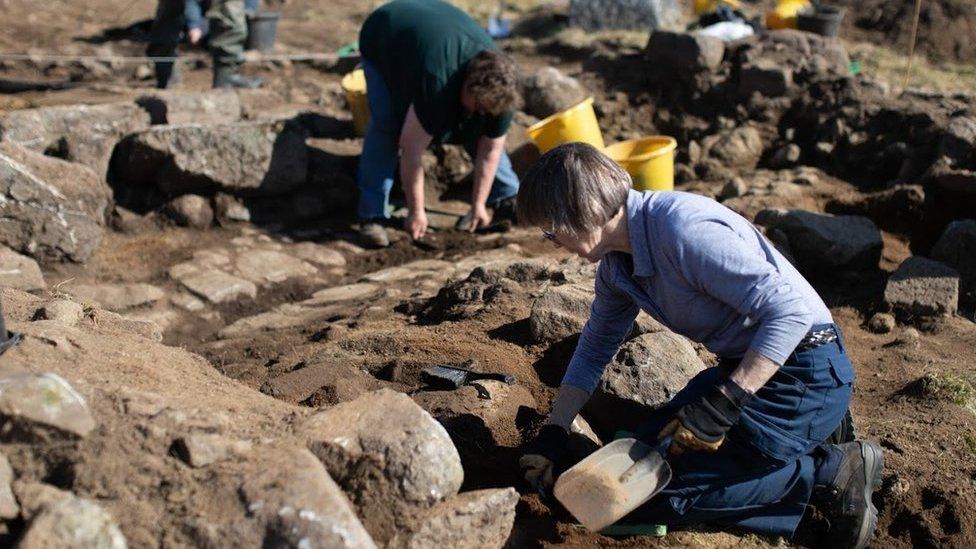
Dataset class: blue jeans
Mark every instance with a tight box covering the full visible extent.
[356,60,520,220]
[628,324,855,539]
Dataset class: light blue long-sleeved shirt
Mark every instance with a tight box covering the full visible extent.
[563,190,833,394]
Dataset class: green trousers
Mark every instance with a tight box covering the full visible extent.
[147,0,246,87]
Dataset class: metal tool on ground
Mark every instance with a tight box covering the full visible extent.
[0,301,22,357]
[421,364,516,390]
[554,437,673,532]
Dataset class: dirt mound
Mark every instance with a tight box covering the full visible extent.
[837,0,976,65]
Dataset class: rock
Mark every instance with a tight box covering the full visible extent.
[163,195,214,229]
[112,119,309,197]
[585,331,705,438]
[522,67,588,119]
[35,299,85,326]
[19,494,127,549]
[931,219,976,301]
[529,283,593,343]
[0,453,16,519]
[300,389,464,543]
[884,257,959,318]
[394,488,518,549]
[645,30,725,73]
[739,61,793,97]
[240,446,377,548]
[67,283,165,311]
[0,246,45,290]
[769,143,801,169]
[702,126,764,169]
[170,292,206,312]
[12,481,72,521]
[234,249,318,285]
[304,283,381,305]
[260,360,378,405]
[179,269,257,304]
[0,142,109,263]
[135,90,242,125]
[718,177,748,201]
[0,101,150,177]
[292,242,347,268]
[214,192,251,223]
[571,0,683,32]
[362,260,454,283]
[88,309,163,341]
[754,209,883,276]
[0,373,96,438]
[173,433,252,467]
[868,312,896,334]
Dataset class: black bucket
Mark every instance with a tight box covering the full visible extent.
[246,11,280,53]
[798,5,845,38]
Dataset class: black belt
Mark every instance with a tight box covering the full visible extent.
[795,326,839,352]
[719,326,839,367]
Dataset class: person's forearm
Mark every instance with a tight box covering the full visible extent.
[471,138,503,207]
[545,384,590,430]
[400,151,425,214]
[726,348,781,395]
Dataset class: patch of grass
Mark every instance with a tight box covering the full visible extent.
[919,372,976,413]
[846,40,976,95]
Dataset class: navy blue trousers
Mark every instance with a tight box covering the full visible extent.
[628,324,855,539]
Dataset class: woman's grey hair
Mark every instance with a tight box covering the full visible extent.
[517,142,631,235]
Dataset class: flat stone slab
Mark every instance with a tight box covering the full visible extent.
[361,260,455,283]
[884,256,959,317]
[305,283,381,305]
[180,269,257,304]
[234,249,318,285]
[292,242,347,268]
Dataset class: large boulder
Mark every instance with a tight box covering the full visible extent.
[931,219,976,302]
[393,488,518,549]
[645,30,725,73]
[884,256,959,318]
[702,126,764,169]
[0,142,110,262]
[585,331,706,438]
[0,246,45,291]
[112,119,309,199]
[522,67,588,119]
[240,445,377,548]
[529,283,594,343]
[0,102,150,177]
[754,209,883,276]
[571,0,683,32]
[0,372,97,438]
[19,494,127,549]
[300,389,464,543]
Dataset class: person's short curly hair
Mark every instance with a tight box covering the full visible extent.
[463,50,522,116]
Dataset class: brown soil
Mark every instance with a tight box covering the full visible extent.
[2,0,976,547]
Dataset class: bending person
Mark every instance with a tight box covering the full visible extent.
[356,0,521,247]
[518,143,883,548]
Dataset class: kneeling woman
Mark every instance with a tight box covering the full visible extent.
[518,143,882,548]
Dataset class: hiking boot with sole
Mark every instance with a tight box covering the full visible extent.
[358,221,390,248]
[213,71,263,89]
[815,440,884,549]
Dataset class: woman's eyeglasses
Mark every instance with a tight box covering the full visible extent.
[542,230,556,242]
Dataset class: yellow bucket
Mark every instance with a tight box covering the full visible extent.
[341,69,370,137]
[526,97,605,154]
[604,136,677,192]
[766,0,810,30]
[693,0,741,15]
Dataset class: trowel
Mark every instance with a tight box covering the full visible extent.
[554,437,672,532]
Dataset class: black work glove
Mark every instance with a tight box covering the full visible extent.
[659,381,751,455]
[519,424,569,494]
